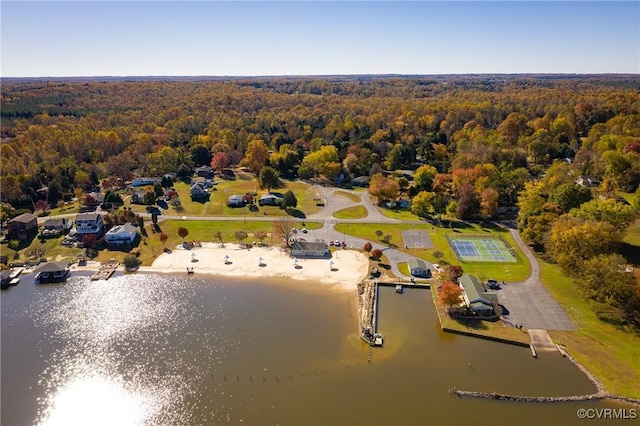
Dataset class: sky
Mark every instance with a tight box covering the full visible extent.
[1,1,638,77]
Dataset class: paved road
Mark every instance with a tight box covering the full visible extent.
[496,225,576,331]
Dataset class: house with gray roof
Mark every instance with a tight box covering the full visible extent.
[408,258,430,278]
[290,241,330,258]
[458,274,499,317]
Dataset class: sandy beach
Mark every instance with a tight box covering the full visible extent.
[141,243,370,291]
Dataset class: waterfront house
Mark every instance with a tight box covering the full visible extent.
[458,274,498,317]
[42,218,72,237]
[105,223,138,247]
[227,195,245,207]
[290,241,330,258]
[7,213,38,241]
[75,213,105,239]
[34,261,70,283]
[189,183,209,201]
[408,258,430,278]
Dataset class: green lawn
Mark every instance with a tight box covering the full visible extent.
[377,207,421,221]
[128,178,322,219]
[541,260,640,399]
[333,205,368,219]
[334,222,530,282]
[333,191,361,203]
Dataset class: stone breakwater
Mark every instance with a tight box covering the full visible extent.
[357,281,376,340]
[453,345,640,407]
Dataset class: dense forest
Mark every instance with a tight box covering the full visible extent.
[1,75,640,325]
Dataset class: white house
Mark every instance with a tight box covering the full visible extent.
[75,213,104,238]
[105,223,138,247]
[290,241,330,257]
[258,193,283,206]
[227,195,245,207]
[408,258,430,278]
[576,175,600,187]
[189,183,208,201]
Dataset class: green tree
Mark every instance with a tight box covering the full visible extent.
[411,191,436,218]
[190,144,211,166]
[570,198,637,230]
[258,166,281,193]
[385,144,404,171]
[281,190,298,210]
[143,190,156,206]
[300,145,339,177]
[549,182,592,213]
[123,254,142,271]
[414,164,438,191]
[153,182,164,198]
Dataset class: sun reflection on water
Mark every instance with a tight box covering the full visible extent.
[39,373,151,426]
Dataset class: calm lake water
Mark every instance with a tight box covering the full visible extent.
[1,272,633,425]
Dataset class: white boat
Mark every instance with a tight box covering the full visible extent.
[373,333,384,346]
[396,284,403,293]
[9,278,20,286]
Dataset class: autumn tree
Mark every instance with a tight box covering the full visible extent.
[214,230,224,246]
[371,248,383,260]
[363,242,372,252]
[368,173,400,205]
[159,232,168,248]
[240,139,269,174]
[299,145,339,177]
[34,199,49,215]
[177,226,189,244]
[438,282,463,309]
[253,231,268,244]
[456,184,479,220]
[258,166,281,193]
[480,187,499,219]
[272,217,296,247]
[548,216,618,271]
[235,230,249,246]
[210,151,230,172]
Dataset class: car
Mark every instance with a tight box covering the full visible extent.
[432,264,443,272]
[334,240,341,247]
[301,228,307,233]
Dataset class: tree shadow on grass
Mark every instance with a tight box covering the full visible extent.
[453,319,490,330]
[286,209,306,219]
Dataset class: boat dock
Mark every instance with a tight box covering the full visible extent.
[91,260,119,281]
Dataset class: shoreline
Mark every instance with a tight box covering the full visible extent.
[137,242,369,292]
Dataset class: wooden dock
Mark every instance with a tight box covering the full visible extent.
[91,261,119,281]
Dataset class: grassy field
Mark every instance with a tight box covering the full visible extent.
[333,191,361,203]
[127,177,322,219]
[334,222,530,282]
[541,260,640,399]
[333,205,368,219]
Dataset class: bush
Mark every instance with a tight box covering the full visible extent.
[123,254,141,271]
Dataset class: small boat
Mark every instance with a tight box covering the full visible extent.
[396,284,403,293]
[9,277,20,286]
[373,333,384,347]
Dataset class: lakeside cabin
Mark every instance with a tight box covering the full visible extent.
[458,274,499,318]
[408,258,430,278]
[290,241,330,258]
[34,262,70,283]
[105,223,138,247]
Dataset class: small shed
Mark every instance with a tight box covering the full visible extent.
[227,195,245,207]
[408,258,430,278]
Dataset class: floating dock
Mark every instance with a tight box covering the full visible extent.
[91,261,119,281]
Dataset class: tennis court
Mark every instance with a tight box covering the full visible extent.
[448,236,517,263]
